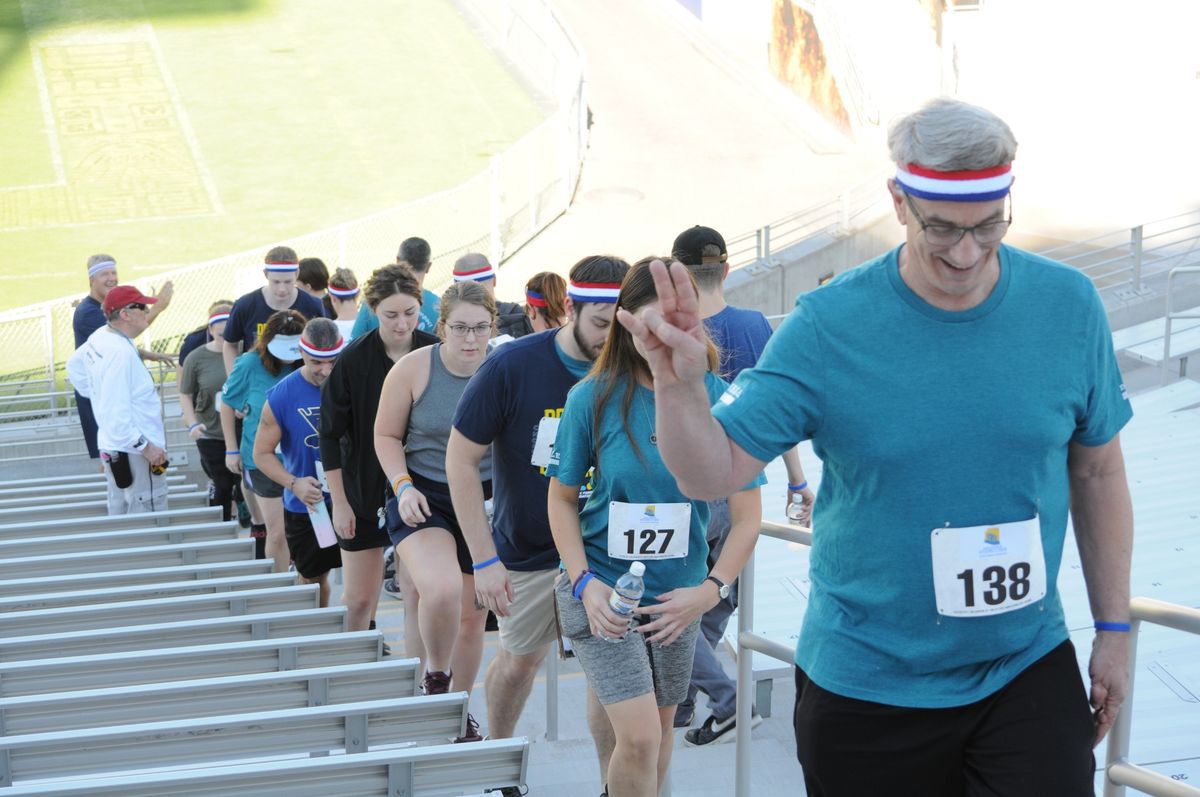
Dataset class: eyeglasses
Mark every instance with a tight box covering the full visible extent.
[446,322,493,339]
[123,303,148,312]
[904,193,1012,247]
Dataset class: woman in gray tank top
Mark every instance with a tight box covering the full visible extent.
[374,281,496,742]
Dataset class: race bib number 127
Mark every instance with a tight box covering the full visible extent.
[930,515,1046,618]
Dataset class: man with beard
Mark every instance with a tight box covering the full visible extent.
[447,255,630,793]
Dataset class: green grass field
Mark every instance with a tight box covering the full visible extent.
[0,0,542,311]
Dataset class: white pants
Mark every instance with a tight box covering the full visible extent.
[104,453,169,515]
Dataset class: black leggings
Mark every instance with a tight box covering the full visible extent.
[196,437,242,522]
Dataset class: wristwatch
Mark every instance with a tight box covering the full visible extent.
[133,436,149,452]
[704,575,730,600]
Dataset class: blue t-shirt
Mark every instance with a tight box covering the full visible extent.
[712,244,1132,708]
[453,328,581,571]
[224,288,327,350]
[705,304,772,381]
[266,369,326,514]
[221,352,296,469]
[550,372,764,600]
[73,296,106,349]
[350,288,439,339]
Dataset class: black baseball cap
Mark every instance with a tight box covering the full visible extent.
[672,226,727,266]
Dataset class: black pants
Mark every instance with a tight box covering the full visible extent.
[76,392,100,459]
[196,437,241,522]
[794,640,1095,797]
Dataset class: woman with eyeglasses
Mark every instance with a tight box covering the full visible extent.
[374,280,496,741]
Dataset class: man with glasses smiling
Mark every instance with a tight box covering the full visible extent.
[67,285,171,515]
[623,98,1134,796]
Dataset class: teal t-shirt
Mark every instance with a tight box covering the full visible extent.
[220,352,296,469]
[550,372,765,600]
[553,335,592,379]
[711,244,1132,708]
[350,288,439,339]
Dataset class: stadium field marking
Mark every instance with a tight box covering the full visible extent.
[1,7,222,232]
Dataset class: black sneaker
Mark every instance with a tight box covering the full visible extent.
[454,712,483,743]
[421,669,451,696]
[485,787,527,797]
[236,499,251,528]
[673,704,694,728]
[382,578,404,600]
[683,710,762,746]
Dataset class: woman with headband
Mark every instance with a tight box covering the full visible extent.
[524,272,569,332]
[179,301,241,522]
[325,267,360,341]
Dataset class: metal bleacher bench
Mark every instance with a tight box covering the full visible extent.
[0,571,297,613]
[0,659,420,735]
[0,537,257,579]
[11,490,207,520]
[0,630,384,698]
[0,559,274,598]
[0,694,471,786]
[0,505,224,539]
[0,474,184,499]
[0,606,349,662]
[0,738,529,797]
[0,520,239,558]
[0,468,182,489]
[0,584,319,637]
[1112,308,1200,376]
[0,483,200,511]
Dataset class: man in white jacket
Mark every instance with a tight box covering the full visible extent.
[67,285,169,515]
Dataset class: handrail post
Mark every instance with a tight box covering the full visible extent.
[545,642,559,741]
[763,225,772,261]
[1101,617,1141,797]
[755,228,763,261]
[1131,225,1144,293]
[734,549,756,797]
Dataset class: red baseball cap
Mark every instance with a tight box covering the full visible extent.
[102,285,158,315]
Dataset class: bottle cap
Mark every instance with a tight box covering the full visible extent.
[630,562,646,577]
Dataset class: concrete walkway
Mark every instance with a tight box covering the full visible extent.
[494,0,887,300]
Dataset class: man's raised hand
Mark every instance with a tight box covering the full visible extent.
[616,260,708,388]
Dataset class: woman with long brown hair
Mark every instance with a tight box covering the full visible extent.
[547,258,764,797]
[524,271,569,332]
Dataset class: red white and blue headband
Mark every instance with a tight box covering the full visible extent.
[894,162,1013,202]
[298,335,346,359]
[328,285,359,298]
[568,281,621,304]
[526,290,547,308]
[87,260,116,278]
[264,259,299,273]
[453,264,496,283]
[208,311,230,326]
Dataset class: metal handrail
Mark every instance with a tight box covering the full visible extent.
[1103,597,1200,797]
[1161,266,1200,382]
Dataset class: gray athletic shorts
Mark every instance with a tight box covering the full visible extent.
[554,573,700,706]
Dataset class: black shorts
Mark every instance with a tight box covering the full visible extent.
[793,639,1094,797]
[283,509,343,579]
[386,471,491,575]
[339,512,391,552]
[244,467,284,499]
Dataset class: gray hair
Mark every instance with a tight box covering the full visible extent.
[303,317,341,349]
[887,98,1018,171]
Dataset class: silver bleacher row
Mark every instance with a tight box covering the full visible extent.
[0,462,529,795]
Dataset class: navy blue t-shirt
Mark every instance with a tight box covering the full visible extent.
[73,296,107,349]
[705,304,773,381]
[453,329,582,571]
[224,288,326,351]
[177,327,208,365]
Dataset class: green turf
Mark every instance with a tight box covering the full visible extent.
[0,0,542,310]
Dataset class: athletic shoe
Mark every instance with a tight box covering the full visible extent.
[673,704,694,728]
[383,546,396,581]
[454,712,483,743]
[236,499,251,528]
[382,578,404,600]
[421,669,451,696]
[683,710,763,746]
[485,787,526,797]
[381,641,392,657]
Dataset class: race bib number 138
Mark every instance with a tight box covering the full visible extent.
[930,515,1046,618]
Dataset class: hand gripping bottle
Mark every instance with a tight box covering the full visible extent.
[606,561,646,642]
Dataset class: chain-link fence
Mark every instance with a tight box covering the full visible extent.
[0,0,586,387]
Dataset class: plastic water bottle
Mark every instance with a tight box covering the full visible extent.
[308,500,338,548]
[606,561,646,642]
[786,498,805,524]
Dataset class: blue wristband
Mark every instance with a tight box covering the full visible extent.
[789,481,808,492]
[473,555,501,571]
[188,422,202,432]
[1095,621,1132,633]
[225,450,240,456]
[573,572,595,600]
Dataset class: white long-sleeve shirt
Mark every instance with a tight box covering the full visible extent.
[66,326,165,453]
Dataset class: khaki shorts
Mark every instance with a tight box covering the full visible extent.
[497,568,559,656]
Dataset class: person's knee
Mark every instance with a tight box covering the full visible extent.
[495,648,544,684]
[616,723,662,764]
[416,576,461,610]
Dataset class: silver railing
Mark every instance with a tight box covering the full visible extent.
[734,519,810,797]
[1162,266,1200,382]
[1103,597,1200,797]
